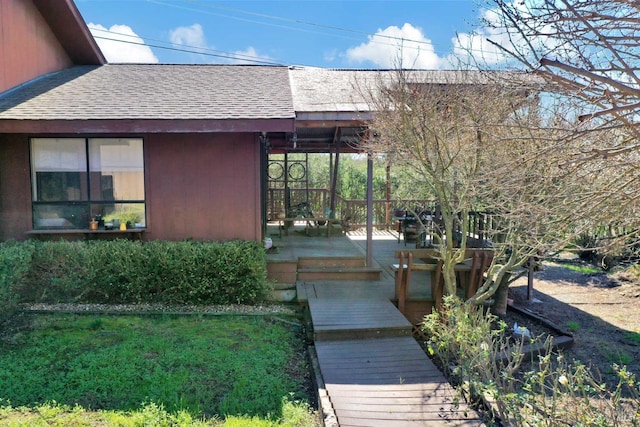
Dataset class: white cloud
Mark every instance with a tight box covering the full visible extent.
[323,49,338,63]
[448,4,561,68]
[169,24,272,64]
[448,8,519,67]
[230,47,273,64]
[345,23,442,69]
[169,24,207,48]
[88,23,159,63]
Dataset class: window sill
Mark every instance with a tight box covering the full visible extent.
[26,229,145,240]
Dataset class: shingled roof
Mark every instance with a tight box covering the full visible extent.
[289,67,377,114]
[287,67,523,119]
[0,64,294,133]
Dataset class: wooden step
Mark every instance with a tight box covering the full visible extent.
[308,299,413,341]
[297,267,382,281]
[266,260,297,284]
[297,256,366,269]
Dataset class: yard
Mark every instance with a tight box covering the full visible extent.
[0,308,320,426]
[509,257,640,392]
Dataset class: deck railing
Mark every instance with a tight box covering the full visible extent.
[266,187,494,245]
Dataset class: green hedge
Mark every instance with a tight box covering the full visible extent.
[3,239,268,308]
[0,240,36,320]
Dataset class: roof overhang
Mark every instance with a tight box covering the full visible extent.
[32,0,106,65]
[0,118,295,134]
[268,118,368,154]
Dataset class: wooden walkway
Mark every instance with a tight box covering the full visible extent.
[299,282,485,426]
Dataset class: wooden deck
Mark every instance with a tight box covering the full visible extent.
[302,281,485,426]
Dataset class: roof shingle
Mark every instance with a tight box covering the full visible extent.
[0,64,294,121]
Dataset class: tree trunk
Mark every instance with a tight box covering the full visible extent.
[442,260,457,296]
[491,273,512,316]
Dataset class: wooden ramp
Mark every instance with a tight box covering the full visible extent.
[305,284,485,426]
[316,338,483,426]
[308,299,412,341]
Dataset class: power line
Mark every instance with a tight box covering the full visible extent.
[88,0,502,65]
[146,0,437,52]
[183,0,440,48]
[91,27,284,65]
[149,0,505,60]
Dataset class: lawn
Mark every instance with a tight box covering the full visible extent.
[0,312,319,426]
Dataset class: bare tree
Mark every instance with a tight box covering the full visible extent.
[482,1,640,131]
[479,0,640,262]
[362,69,612,313]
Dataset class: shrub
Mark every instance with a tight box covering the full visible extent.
[11,239,269,305]
[421,296,640,426]
[84,239,146,303]
[0,240,35,320]
[24,241,91,302]
[138,240,268,304]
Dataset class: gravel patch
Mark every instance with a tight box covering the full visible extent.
[22,303,299,316]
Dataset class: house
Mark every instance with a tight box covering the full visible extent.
[0,0,296,242]
[0,0,525,246]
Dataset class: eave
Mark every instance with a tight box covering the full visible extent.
[0,118,295,134]
[32,0,106,65]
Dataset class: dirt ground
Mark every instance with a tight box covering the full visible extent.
[508,257,640,390]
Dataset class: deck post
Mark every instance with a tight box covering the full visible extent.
[366,152,373,267]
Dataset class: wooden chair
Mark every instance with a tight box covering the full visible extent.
[394,249,494,315]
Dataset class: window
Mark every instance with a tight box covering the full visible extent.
[31,138,145,229]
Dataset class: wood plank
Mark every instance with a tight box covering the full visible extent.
[314,336,484,425]
[334,406,476,417]
[315,337,424,355]
[321,367,441,378]
[327,383,454,393]
[318,356,429,366]
[314,328,412,341]
[322,366,442,379]
[329,396,460,407]
[322,372,443,384]
[339,418,483,427]
[295,281,308,303]
[327,388,457,398]
[310,300,411,328]
[316,339,418,350]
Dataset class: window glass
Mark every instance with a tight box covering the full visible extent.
[31,138,87,201]
[89,139,144,201]
[91,203,146,229]
[33,204,90,229]
[30,138,145,230]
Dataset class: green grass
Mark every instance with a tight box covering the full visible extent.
[624,331,640,346]
[566,321,580,332]
[560,263,602,275]
[603,348,633,366]
[0,313,319,426]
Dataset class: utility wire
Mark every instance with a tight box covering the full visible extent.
[91,27,284,65]
[149,0,502,59]
[146,0,434,51]
[88,0,501,64]
[182,0,438,47]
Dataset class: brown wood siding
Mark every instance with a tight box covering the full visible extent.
[0,135,32,240]
[0,0,73,93]
[145,133,261,242]
[0,133,262,243]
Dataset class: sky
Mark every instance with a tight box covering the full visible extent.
[75,0,510,69]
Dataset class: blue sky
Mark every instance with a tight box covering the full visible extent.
[75,0,508,68]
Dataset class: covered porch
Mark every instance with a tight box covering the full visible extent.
[267,225,497,326]
[265,228,434,323]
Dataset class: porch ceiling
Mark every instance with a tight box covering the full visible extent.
[268,124,367,154]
